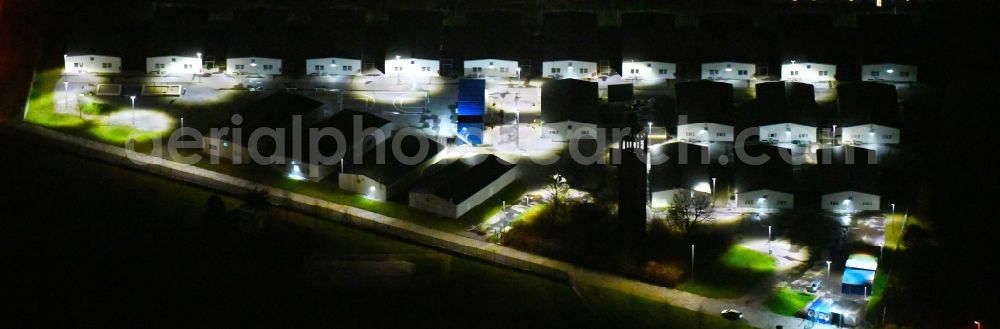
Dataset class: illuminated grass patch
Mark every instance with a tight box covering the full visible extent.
[677,246,777,298]
[765,287,815,316]
[24,68,177,146]
[24,69,86,127]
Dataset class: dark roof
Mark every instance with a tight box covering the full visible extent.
[649,143,711,191]
[295,9,366,59]
[147,7,208,57]
[542,12,601,61]
[541,79,599,123]
[65,28,125,57]
[621,12,678,62]
[837,82,899,126]
[412,155,516,203]
[698,13,754,63]
[461,11,524,60]
[676,80,734,124]
[227,8,289,58]
[777,13,837,63]
[238,93,325,132]
[858,14,915,64]
[343,134,445,183]
[815,146,880,194]
[734,144,794,192]
[288,109,392,164]
[386,10,444,60]
[754,81,818,126]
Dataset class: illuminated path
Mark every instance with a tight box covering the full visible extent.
[16,123,837,329]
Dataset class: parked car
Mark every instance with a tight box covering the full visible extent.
[721,309,743,320]
[807,280,823,292]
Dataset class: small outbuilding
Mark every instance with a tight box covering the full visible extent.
[676,80,735,143]
[780,62,836,82]
[841,253,878,296]
[226,57,282,76]
[701,62,755,81]
[146,55,202,75]
[862,64,917,82]
[64,54,121,75]
[837,82,901,145]
[807,297,864,327]
[306,57,362,76]
[464,59,519,79]
[540,79,599,141]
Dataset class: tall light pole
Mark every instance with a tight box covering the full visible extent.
[879,242,884,264]
[63,81,69,114]
[826,260,832,280]
[129,95,136,126]
[691,244,695,282]
[974,321,981,329]
[832,124,838,145]
[768,225,772,253]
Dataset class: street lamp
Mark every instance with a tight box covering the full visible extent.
[63,81,70,115]
[129,95,136,126]
[691,244,696,282]
[768,225,773,254]
[974,321,981,329]
[826,260,832,280]
[832,124,838,145]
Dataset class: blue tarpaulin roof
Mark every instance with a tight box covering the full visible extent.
[808,298,834,313]
[842,268,876,286]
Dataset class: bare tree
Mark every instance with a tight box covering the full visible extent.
[664,193,715,235]
[545,174,570,219]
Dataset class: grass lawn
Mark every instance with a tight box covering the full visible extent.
[765,287,815,316]
[178,149,470,234]
[0,131,605,328]
[677,246,777,299]
[866,271,890,311]
[577,285,756,329]
[24,67,173,147]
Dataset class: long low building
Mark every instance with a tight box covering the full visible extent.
[862,63,917,82]
[339,135,446,201]
[821,190,880,213]
[409,155,518,219]
[386,57,439,77]
[701,62,755,81]
[64,54,121,75]
[542,60,597,80]
[841,123,900,145]
[227,57,282,75]
[780,62,836,82]
[146,55,202,75]
[622,60,676,80]
[464,59,519,78]
[306,57,362,76]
